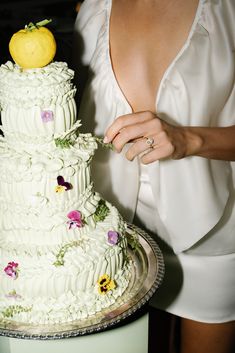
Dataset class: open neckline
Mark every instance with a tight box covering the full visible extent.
[106,0,205,113]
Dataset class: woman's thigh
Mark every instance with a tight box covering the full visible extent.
[148,307,235,353]
[180,318,235,353]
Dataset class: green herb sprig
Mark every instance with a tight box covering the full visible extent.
[93,199,110,222]
[2,305,32,318]
[126,230,141,252]
[53,241,81,266]
[94,136,114,150]
[54,137,75,149]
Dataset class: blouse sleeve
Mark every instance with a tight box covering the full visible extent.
[72,0,107,106]
[73,0,107,66]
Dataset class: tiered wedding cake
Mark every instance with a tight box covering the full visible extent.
[0,61,132,324]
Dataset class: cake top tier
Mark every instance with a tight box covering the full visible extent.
[0,61,77,137]
[0,61,73,86]
[0,61,76,110]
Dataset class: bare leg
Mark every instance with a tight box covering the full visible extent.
[180,318,235,353]
[148,308,235,353]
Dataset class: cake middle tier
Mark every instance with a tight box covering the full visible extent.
[0,205,128,297]
[0,133,98,205]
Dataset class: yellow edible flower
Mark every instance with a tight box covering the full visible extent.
[97,274,116,295]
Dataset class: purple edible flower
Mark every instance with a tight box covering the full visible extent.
[107,231,120,245]
[4,262,19,279]
[67,210,83,229]
[55,176,72,193]
[41,110,54,123]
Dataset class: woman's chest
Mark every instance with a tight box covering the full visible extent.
[109,0,199,112]
[84,0,234,131]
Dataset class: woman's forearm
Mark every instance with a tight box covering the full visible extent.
[184,125,235,161]
[104,112,235,163]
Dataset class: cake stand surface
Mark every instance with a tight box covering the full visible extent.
[0,224,164,340]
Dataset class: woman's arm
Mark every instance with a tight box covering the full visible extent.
[103,111,235,163]
[180,125,235,161]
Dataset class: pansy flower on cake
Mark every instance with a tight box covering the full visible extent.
[41,110,54,123]
[107,230,120,245]
[97,274,116,295]
[4,262,19,280]
[55,175,72,193]
[67,210,84,229]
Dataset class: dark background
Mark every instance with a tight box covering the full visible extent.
[0,0,83,66]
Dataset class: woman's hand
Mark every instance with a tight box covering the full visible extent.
[103,111,200,164]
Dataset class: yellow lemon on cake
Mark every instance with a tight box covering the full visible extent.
[9,19,56,69]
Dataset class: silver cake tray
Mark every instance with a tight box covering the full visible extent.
[0,224,164,340]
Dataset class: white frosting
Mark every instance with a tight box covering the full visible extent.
[0,205,131,324]
[0,61,77,136]
[0,205,128,293]
[0,265,131,324]
[0,62,131,324]
[0,135,96,202]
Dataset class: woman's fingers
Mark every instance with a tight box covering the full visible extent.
[104,111,157,145]
[111,120,155,152]
[125,131,175,162]
[141,142,175,164]
[103,111,189,162]
[105,112,163,153]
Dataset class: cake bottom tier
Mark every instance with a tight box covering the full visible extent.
[0,263,132,325]
[0,201,135,325]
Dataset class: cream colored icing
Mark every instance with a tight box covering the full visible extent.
[0,61,132,324]
[0,265,131,324]
[0,61,77,136]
